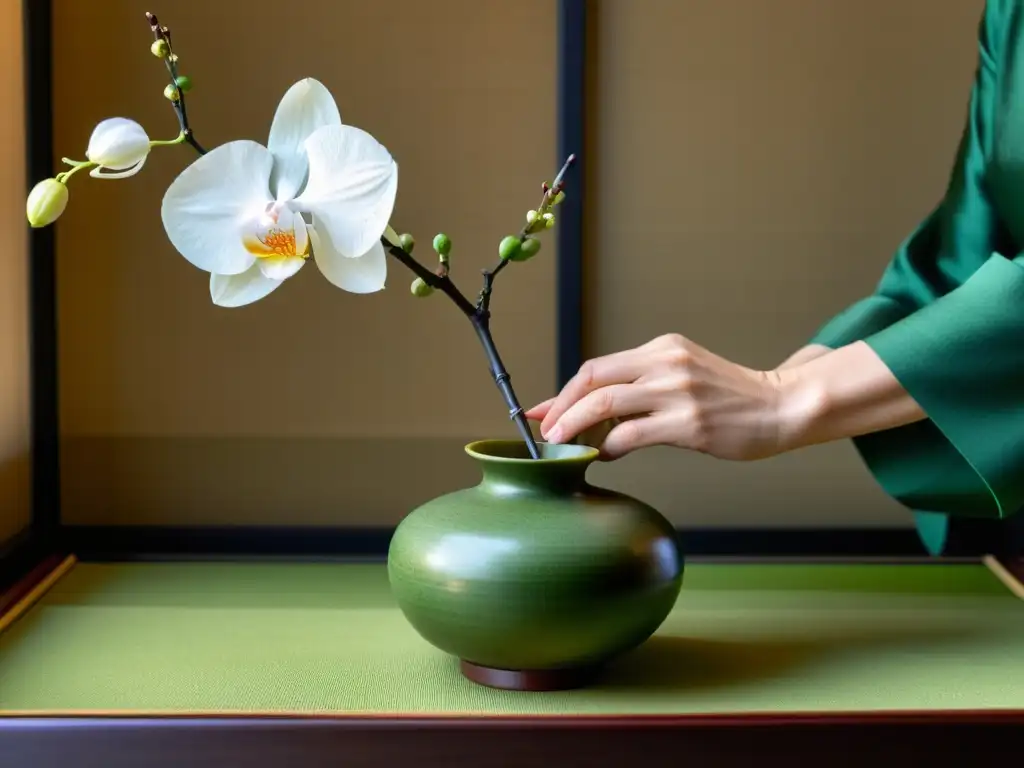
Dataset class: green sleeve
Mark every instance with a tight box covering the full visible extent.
[808,0,1024,549]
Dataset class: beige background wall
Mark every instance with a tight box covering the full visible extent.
[50,0,984,529]
[586,0,985,527]
[0,0,30,544]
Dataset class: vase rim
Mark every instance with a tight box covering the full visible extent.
[465,439,599,464]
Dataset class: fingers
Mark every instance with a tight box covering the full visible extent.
[544,383,654,445]
[599,415,673,460]
[524,398,555,421]
[539,348,652,436]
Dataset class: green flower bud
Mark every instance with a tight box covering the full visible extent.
[26,178,69,228]
[513,237,542,261]
[399,233,415,253]
[498,235,522,261]
[543,212,556,229]
[151,39,169,58]
[526,209,539,225]
[552,190,566,205]
[175,75,193,93]
[163,84,180,102]
[410,277,435,297]
[432,233,452,257]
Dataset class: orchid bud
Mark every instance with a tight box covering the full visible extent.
[85,118,151,178]
[151,39,169,58]
[26,178,68,228]
[164,84,180,102]
[175,75,193,93]
[432,233,452,257]
[498,235,522,261]
[410,277,434,297]
[399,233,416,253]
[514,237,542,262]
[526,210,539,225]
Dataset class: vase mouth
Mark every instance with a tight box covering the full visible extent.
[465,439,599,464]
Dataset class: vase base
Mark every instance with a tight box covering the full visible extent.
[459,659,602,691]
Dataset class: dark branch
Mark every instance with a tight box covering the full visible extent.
[385,242,477,316]
[384,238,540,459]
[382,155,576,459]
[146,12,206,156]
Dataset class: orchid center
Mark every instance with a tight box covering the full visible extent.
[243,202,310,259]
[241,202,310,280]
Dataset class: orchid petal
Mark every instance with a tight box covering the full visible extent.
[210,264,284,307]
[309,222,386,293]
[293,124,398,259]
[89,155,147,180]
[293,210,310,256]
[267,78,342,201]
[257,256,306,280]
[161,140,274,276]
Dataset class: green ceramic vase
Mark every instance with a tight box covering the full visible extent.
[387,439,684,691]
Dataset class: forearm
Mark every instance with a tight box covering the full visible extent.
[775,341,926,451]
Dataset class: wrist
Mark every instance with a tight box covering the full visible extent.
[770,341,926,452]
[770,365,832,453]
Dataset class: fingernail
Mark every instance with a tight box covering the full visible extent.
[546,426,564,444]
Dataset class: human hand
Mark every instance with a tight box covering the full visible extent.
[525,334,791,461]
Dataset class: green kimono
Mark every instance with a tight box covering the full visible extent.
[810,0,1024,555]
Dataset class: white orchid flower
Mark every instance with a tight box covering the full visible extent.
[160,78,399,308]
[86,118,152,179]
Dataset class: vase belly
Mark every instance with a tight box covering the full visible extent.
[387,446,684,685]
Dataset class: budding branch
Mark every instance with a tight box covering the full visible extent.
[381,155,574,461]
[382,239,538,457]
[477,154,574,315]
[146,12,206,156]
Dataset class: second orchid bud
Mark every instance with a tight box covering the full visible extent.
[26,178,68,228]
[86,118,151,179]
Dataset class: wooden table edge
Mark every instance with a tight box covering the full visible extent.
[0,553,76,635]
[3,710,1024,727]
[984,554,1024,599]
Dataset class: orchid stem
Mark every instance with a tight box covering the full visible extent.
[55,162,95,184]
[149,133,187,148]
